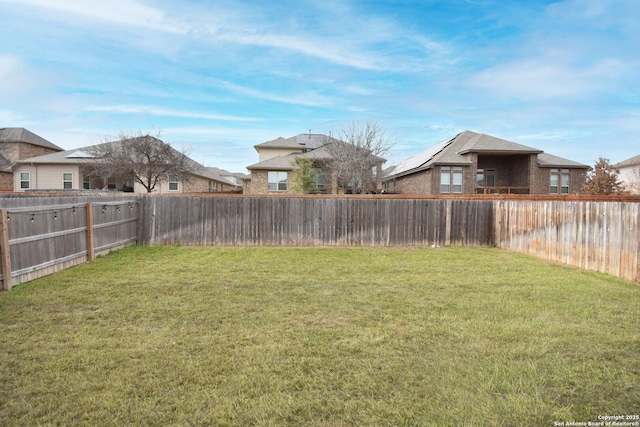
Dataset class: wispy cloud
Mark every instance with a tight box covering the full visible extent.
[85,105,262,122]
[210,79,337,107]
[470,57,625,101]
[0,109,25,123]
[2,0,187,33]
[0,54,53,96]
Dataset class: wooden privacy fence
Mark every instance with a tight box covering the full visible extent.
[139,196,495,247]
[0,200,140,290]
[494,200,640,283]
[0,195,639,289]
[139,196,639,282]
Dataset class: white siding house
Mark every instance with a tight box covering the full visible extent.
[615,155,640,194]
[14,140,240,194]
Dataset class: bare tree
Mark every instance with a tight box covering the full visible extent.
[582,156,622,195]
[88,131,195,193]
[322,121,392,193]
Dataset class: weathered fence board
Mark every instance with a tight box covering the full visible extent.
[0,196,141,290]
[139,197,494,248]
[494,200,639,282]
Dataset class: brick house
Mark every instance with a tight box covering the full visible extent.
[0,127,64,191]
[383,131,589,195]
[244,133,385,195]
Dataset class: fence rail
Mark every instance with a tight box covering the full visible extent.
[0,194,638,289]
[0,199,140,290]
[494,200,640,282]
[139,197,494,247]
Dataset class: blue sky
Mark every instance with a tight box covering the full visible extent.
[1,0,638,173]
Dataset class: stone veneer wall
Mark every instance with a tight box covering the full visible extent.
[183,175,236,193]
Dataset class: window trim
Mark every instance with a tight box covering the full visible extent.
[268,171,288,191]
[107,177,117,190]
[312,167,325,190]
[168,175,179,192]
[441,166,463,194]
[63,172,73,190]
[20,172,30,190]
[550,168,570,194]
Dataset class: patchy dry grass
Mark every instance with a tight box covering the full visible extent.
[1,246,638,426]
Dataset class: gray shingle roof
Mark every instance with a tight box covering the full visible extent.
[247,138,385,171]
[537,152,589,168]
[0,127,63,151]
[615,154,640,168]
[0,154,12,172]
[457,132,543,155]
[254,133,337,151]
[387,130,588,179]
[247,153,299,170]
[17,138,238,185]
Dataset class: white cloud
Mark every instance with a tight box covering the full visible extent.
[210,79,336,108]
[0,55,38,95]
[2,0,187,33]
[85,105,262,122]
[470,56,624,101]
[0,109,25,123]
[211,29,385,71]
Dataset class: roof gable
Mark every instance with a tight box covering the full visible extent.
[387,130,588,179]
[537,153,589,168]
[254,133,337,151]
[457,132,542,155]
[247,138,386,171]
[0,127,63,151]
[615,154,640,168]
[16,137,237,184]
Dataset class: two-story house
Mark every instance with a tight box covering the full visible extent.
[244,133,385,195]
[0,127,64,191]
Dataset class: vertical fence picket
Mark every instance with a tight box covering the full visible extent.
[0,210,12,291]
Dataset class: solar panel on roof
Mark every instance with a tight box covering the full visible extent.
[391,138,452,175]
[66,150,96,158]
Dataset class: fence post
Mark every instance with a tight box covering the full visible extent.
[445,199,452,246]
[86,203,95,261]
[0,209,12,291]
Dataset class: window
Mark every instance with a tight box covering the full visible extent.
[550,169,570,194]
[63,173,73,189]
[83,175,90,190]
[477,169,496,187]
[476,169,484,188]
[487,171,495,187]
[476,168,495,192]
[312,168,325,190]
[168,175,179,191]
[268,171,287,191]
[107,177,116,190]
[441,166,463,193]
[20,172,30,189]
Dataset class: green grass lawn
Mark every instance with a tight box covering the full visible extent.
[1,246,638,426]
